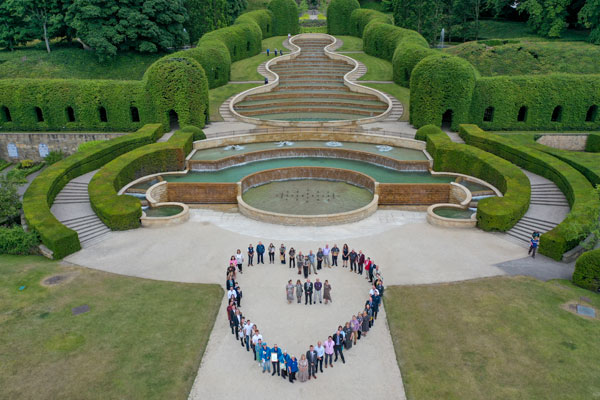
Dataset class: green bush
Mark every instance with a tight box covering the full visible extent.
[392,43,437,87]
[236,10,275,38]
[469,74,600,131]
[0,79,152,132]
[573,249,600,292]
[89,128,194,230]
[363,21,428,62]
[410,54,478,131]
[143,57,209,129]
[23,124,163,259]
[327,0,360,35]
[0,226,40,255]
[78,140,106,152]
[349,9,392,37]
[417,125,530,231]
[44,151,66,166]
[586,133,600,152]
[198,21,263,63]
[267,0,299,36]
[459,124,600,260]
[169,42,231,89]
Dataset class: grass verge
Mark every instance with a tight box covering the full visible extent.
[385,276,600,400]
[362,82,410,121]
[478,20,590,41]
[335,36,364,52]
[209,83,260,121]
[346,52,392,81]
[0,255,223,400]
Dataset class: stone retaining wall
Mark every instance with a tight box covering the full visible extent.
[378,183,450,205]
[0,132,125,161]
[167,182,238,203]
[536,134,589,151]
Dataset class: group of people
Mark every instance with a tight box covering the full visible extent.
[225,242,386,383]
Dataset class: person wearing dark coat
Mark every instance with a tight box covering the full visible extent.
[332,326,346,364]
[304,279,313,305]
[306,345,318,379]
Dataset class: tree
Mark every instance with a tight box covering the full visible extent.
[184,0,228,43]
[519,0,570,37]
[0,176,21,224]
[13,0,70,53]
[67,0,189,60]
[226,0,248,22]
[392,0,450,44]
[579,0,600,43]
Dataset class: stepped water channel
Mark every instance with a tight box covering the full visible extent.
[233,36,389,122]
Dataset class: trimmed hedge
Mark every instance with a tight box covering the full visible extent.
[469,75,600,131]
[143,57,209,128]
[89,126,200,230]
[459,124,600,260]
[417,125,530,231]
[586,133,600,152]
[363,21,429,62]
[0,79,152,132]
[392,43,437,87]
[236,10,274,38]
[327,0,360,35]
[23,124,163,259]
[267,0,299,36]
[410,54,478,131]
[349,9,392,38]
[198,20,262,63]
[573,249,600,292]
[169,41,231,89]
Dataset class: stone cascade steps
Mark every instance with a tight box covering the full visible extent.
[529,183,570,207]
[54,182,92,204]
[257,62,276,81]
[59,214,111,246]
[381,94,404,122]
[346,61,368,81]
[219,96,238,122]
[505,216,558,244]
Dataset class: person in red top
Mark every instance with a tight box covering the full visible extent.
[364,257,372,278]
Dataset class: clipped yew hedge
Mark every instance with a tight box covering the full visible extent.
[236,10,274,38]
[0,79,152,132]
[169,41,231,89]
[327,0,360,35]
[267,0,299,36]
[198,20,262,63]
[586,133,600,152]
[89,126,200,230]
[573,249,600,292]
[23,124,163,259]
[416,125,530,231]
[410,54,478,131]
[349,9,392,37]
[459,124,600,260]
[392,43,437,87]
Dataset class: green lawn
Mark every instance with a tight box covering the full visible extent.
[0,43,163,80]
[478,20,590,41]
[0,255,223,400]
[345,52,392,81]
[229,36,287,81]
[262,36,287,52]
[445,39,600,76]
[363,82,410,121]
[209,83,260,121]
[335,36,364,52]
[386,276,600,400]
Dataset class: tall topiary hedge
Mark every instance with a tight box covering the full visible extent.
[0,79,152,132]
[363,21,428,61]
[327,0,360,35]
[236,10,275,38]
[410,55,478,131]
[198,21,262,62]
[267,0,299,36]
[573,249,600,292]
[349,9,392,37]
[417,125,530,231]
[169,41,231,89]
[23,124,163,259]
[89,126,199,230]
[392,43,437,87]
[143,57,209,128]
[587,133,600,152]
[459,124,600,260]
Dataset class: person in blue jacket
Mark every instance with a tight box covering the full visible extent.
[256,241,265,264]
[288,355,298,383]
[280,350,290,380]
[261,343,272,374]
[372,292,381,322]
[270,344,283,376]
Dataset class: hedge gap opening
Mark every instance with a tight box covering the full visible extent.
[66,107,75,122]
[586,105,598,122]
[2,106,11,122]
[35,107,44,122]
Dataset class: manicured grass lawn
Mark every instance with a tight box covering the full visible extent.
[385,276,600,400]
[478,20,590,41]
[209,83,260,121]
[346,52,392,81]
[336,36,364,52]
[229,36,287,81]
[262,36,287,52]
[0,43,163,80]
[445,40,600,76]
[0,255,223,400]
[363,82,410,121]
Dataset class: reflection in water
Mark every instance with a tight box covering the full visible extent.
[326,141,343,147]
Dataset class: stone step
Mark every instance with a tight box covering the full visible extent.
[59,213,98,225]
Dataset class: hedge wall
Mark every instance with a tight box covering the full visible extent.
[349,9,392,38]
[573,249,600,292]
[169,41,231,89]
[416,125,530,231]
[327,0,360,35]
[469,75,600,131]
[267,0,299,36]
[143,57,209,128]
[586,133,600,152]
[410,55,478,131]
[0,79,152,132]
[392,43,437,87]
[22,124,163,259]
[459,124,600,260]
[198,19,262,63]
[89,126,199,230]
[236,10,274,39]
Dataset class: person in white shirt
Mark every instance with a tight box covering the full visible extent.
[252,331,263,361]
[235,249,244,274]
[315,341,325,373]
[243,320,254,352]
[227,288,237,301]
[322,244,331,268]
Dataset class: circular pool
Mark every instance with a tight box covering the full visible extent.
[433,207,475,219]
[140,203,190,228]
[144,205,184,217]
[242,179,374,215]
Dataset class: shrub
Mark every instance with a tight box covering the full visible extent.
[586,133,600,152]
[349,9,392,37]
[417,125,530,231]
[0,176,21,223]
[237,10,275,38]
[363,21,429,61]
[327,0,360,35]
[410,54,478,130]
[267,0,299,36]
[459,124,600,260]
[198,21,263,63]
[78,140,106,153]
[23,124,163,259]
[44,151,66,166]
[18,159,35,169]
[89,128,194,230]
[0,226,39,255]
[573,249,600,292]
[392,43,437,87]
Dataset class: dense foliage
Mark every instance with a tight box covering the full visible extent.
[417,125,530,231]
[0,226,40,255]
[573,249,600,292]
[327,0,361,35]
[267,0,299,35]
[0,175,21,223]
[586,133,600,152]
[184,0,228,43]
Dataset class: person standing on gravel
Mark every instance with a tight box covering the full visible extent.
[268,243,276,264]
[296,251,304,275]
[295,279,303,304]
[306,345,318,379]
[342,244,349,268]
[357,250,365,275]
[323,280,332,304]
[303,256,310,279]
[323,244,331,268]
[308,250,317,275]
[288,355,298,383]
[315,341,325,373]
[316,248,323,270]
[333,326,346,364]
[256,242,265,264]
[349,249,357,272]
[279,243,286,264]
[304,279,313,305]
[286,280,295,304]
[324,336,334,368]
[289,247,296,268]
[247,244,254,266]
[314,278,323,304]
[331,244,339,266]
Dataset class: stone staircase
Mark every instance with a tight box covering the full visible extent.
[257,61,276,81]
[60,213,111,247]
[346,61,367,81]
[529,182,570,207]
[506,216,558,244]
[381,93,404,122]
[219,96,238,122]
